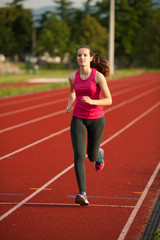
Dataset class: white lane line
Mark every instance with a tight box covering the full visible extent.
[0,102,159,221]
[0,80,156,117]
[0,98,68,117]
[0,89,68,107]
[0,109,66,133]
[0,164,74,221]
[0,86,159,133]
[111,81,158,97]
[0,127,70,161]
[101,102,160,147]
[0,202,134,208]
[117,162,160,240]
[0,101,159,161]
[103,86,159,114]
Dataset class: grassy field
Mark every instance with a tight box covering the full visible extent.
[154,226,160,240]
[0,66,159,98]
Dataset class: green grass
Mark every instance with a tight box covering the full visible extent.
[0,82,69,98]
[110,68,144,79]
[154,226,160,240]
[0,66,160,98]
[0,69,73,84]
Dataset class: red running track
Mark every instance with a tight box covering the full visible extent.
[0,73,160,240]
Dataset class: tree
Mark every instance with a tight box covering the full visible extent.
[0,9,16,57]
[78,15,108,57]
[94,0,110,29]
[115,0,153,67]
[53,0,73,20]
[0,5,32,58]
[133,8,160,68]
[37,13,70,59]
[84,0,93,15]
[7,0,24,8]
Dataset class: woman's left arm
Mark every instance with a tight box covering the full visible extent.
[82,72,112,106]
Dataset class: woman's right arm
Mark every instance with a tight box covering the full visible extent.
[66,73,76,114]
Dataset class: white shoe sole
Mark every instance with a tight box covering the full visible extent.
[75,194,89,206]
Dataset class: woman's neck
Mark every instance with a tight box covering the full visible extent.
[79,67,92,80]
[80,66,92,75]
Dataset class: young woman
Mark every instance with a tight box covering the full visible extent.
[66,45,112,206]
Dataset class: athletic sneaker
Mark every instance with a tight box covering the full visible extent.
[95,148,104,172]
[75,192,89,206]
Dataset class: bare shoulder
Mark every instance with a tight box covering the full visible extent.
[68,72,76,84]
[95,71,106,85]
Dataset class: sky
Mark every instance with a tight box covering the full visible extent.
[0,0,100,9]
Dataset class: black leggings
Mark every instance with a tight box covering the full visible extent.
[70,116,105,193]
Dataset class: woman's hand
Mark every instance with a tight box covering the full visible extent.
[66,105,72,114]
[81,96,93,105]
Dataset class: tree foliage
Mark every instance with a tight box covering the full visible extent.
[115,0,154,67]
[0,5,32,58]
[53,0,73,19]
[78,15,108,57]
[0,0,159,68]
[133,8,160,68]
[37,13,70,58]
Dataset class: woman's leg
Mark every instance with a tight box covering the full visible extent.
[87,116,105,162]
[70,116,87,193]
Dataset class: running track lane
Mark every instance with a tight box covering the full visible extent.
[0,73,158,116]
[0,77,159,156]
[0,102,159,239]
[0,84,159,158]
[0,73,160,240]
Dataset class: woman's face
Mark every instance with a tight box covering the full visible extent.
[77,48,93,67]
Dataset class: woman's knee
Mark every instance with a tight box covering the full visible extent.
[87,150,98,162]
[87,149,101,162]
[74,152,86,163]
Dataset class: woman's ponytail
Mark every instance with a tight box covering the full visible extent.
[91,54,110,78]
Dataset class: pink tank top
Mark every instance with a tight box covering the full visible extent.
[73,68,104,119]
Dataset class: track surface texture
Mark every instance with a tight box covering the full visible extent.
[0,73,160,240]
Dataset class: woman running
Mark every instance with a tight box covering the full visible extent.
[66,45,112,206]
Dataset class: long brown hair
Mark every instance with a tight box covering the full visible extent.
[78,45,110,78]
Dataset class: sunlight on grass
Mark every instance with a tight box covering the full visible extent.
[0,67,159,98]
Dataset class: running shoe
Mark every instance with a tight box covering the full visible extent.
[75,192,89,206]
[95,148,104,172]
